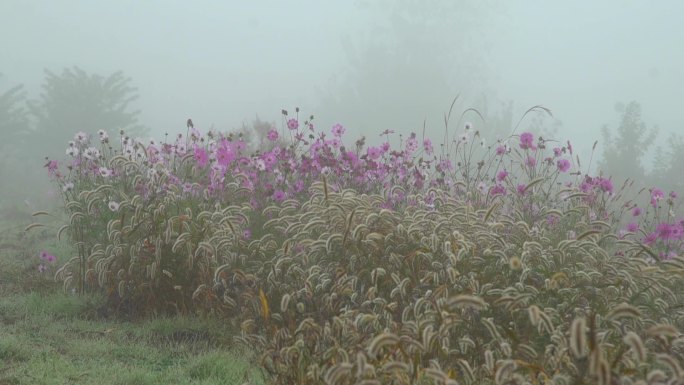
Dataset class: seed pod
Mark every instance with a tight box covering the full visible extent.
[623,332,646,363]
[607,302,641,321]
[495,360,517,385]
[569,317,587,359]
[280,293,291,313]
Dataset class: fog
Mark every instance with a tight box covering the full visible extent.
[2,0,683,206]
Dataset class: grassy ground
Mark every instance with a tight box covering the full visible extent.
[0,204,263,385]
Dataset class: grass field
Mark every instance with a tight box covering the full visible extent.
[0,205,262,385]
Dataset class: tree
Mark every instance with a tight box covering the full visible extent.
[599,101,658,185]
[651,132,684,197]
[27,67,147,161]
[315,0,495,143]
[0,76,30,155]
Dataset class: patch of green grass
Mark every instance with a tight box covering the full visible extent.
[0,292,264,385]
[0,211,264,385]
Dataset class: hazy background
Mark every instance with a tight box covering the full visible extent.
[2,0,683,208]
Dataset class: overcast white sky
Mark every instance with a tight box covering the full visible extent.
[2,0,682,170]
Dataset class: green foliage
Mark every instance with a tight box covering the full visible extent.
[27,67,147,160]
[0,293,262,385]
[599,101,658,184]
[652,131,684,201]
[0,81,30,153]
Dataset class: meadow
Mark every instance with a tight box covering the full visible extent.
[3,107,684,385]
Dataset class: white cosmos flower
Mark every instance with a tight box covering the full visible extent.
[108,201,120,212]
[83,147,100,160]
[66,147,79,157]
[74,131,88,143]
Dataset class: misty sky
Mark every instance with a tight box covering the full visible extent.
[2,0,682,170]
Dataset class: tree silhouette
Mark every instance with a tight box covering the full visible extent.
[315,0,494,141]
[652,132,684,196]
[0,78,29,155]
[599,101,658,185]
[27,67,147,161]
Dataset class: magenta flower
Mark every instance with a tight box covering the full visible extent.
[490,184,506,196]
[423,139,433,155]
[216,144,236,166]
[45,160,59,177]
[496,170,508,182]
[438,158,453,172]
[39,251,56,263]
[651,188,665,207]
[597,178,613,194]
[525,155,537,168]
[519,132,536,150]
[626,222,639,232]
[516,184,527,195]
[367,146,382,160]
[287,119,299,130]
[632,207,642,216]
[670,191,678,199]
[267,129,279,142]
[405,137,419,153]
[272,190,286,201]
[553,147,562,157]
[193,146,209,168]
[496,145,507,156]
[556,158,571,173]
[656,222,684,241]
[644,232,657,246]
[331,123,345,137]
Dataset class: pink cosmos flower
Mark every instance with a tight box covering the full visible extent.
[267,129,279,141]
[287,119,299,130]
[656,222,684,241]
[517,184,527,195]
[45,160,59,177]
[367,146,382,160]
[496,170,508,182]
[405,137,419,153]
[651,188,665,207]
[496,145,507,156]
[272,190,286,201]
[490,184,506,196]
[519,132,536,150]
[423,139,433,155]
[331,123,345,137]
[194,146,209,168]
[557,158,571,173]
[626,222,639,232]
[598,178,613,194]
[644,232,657,246]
